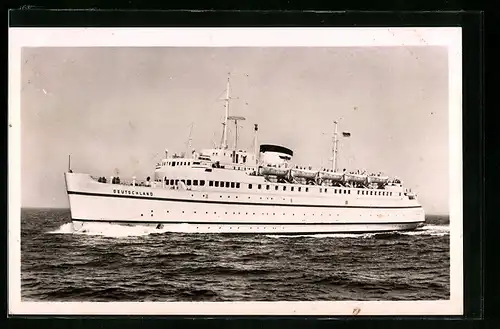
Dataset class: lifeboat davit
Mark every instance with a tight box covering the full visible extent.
[258,166,289,177]
[318,171,344,182]
[367,175,389,185]
[290,168,317,180]
[343,173,368,184]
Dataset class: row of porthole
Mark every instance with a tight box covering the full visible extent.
[163,211,401,217]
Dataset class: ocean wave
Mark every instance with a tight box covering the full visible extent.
[48,222,169,238]
[265,225,449,239]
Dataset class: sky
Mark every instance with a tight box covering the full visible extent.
[20,46,450,214]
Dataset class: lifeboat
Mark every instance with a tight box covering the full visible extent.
[367,175,389,185]
[290,168,317,180]
[258,166,289,177]
[318,171,344,182]
[343,173,368,184]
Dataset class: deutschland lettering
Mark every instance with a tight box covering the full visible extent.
[112,189,154,197]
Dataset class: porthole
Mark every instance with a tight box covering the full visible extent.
[194,211,197,214]
[182,211,185,213]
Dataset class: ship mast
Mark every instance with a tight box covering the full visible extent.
[332,120,339,172]
[222,73,231,149]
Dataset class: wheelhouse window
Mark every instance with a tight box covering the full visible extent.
[193,180,198,186]
[248,184,253,189]
[209,180,214,187]
[187,179,191,186]
[305,187,309,192]
[291,186,294,192]
[298,187,302,192]
[275,185,279,191]
[220,181,224,187]
[200,180,205,186]
[225,182,230,188]
[283,186,286,191]
[165,179,169,186]
[231,182,235,188]
[266,185,270,190]
[236,183,241,188]
[258,184,262,189]
[215,181,219,187]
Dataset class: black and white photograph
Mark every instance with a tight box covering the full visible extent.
[9,28,463,315]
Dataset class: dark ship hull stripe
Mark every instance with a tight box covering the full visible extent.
[72,218,423,226]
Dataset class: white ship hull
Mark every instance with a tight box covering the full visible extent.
[65,173,425,234]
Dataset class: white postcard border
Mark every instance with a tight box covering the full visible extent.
[8,27,463,316]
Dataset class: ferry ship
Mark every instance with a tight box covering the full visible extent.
[64,75,425,234]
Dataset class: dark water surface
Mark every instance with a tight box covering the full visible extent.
[21,208,450,301]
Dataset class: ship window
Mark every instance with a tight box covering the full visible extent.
[291,186,294,192]
[172,162,176,167]
[325,188,328,193]
[248,184,253,189]
[258,184,262,189]
[200,180,205,186]
[319,188,322,193]
[193,180,198,186]
[209,180,213,187]
[266,185,270,190]
[175,179,179,185]
[298,187,302,192]
[236,183,241,188]
[215,181,219,187]
[187,180,192,186]
[275,185,278,191]
[220,181,224,187]
[343,190,346,194]
[348,190,351,194]
[170,179,174,185]
[225,182,230,188]
[370,191,373,195]
[306,187,309,192]
[231,182,235,188]
[283,186,286,191]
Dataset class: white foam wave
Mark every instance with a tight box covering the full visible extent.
[266,225,449,239]
[48,222,171,238]
[399,224,450,236]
